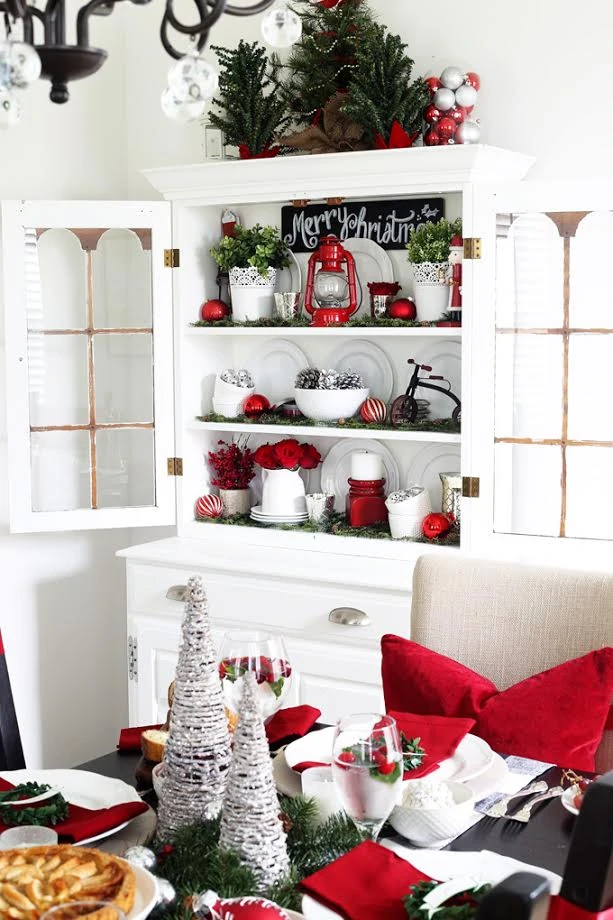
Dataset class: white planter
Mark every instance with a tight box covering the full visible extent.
[261,468,307,516]
[412,261,449,322]
[229,266,277,322]
[388,512,424,540]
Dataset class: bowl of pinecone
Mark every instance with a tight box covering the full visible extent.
[294,367,369,422]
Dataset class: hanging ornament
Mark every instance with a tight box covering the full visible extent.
[447,105,466,125]
[156,877,177,909]
[160,86,207,123]
[423,103,441,125]
[0,41,41,88]
[0,89,20,128]
[423,126,440,147]
[422,512,455,540]
[464,71,481,90]
[196,495,224,519]
[360,398,387,424]
[389,297,417,320]
[168,51,219,103]
[424,76,442,96]
[432,87,455,112]
[200,299,230,322]
[454,83,478,109]
[437,116,456,139]
[124,846,157,871]
[243,394,271,418]
[440,65,465,90]
[455,120,481,144]
[261,5,303,48]
[192,892,292,920]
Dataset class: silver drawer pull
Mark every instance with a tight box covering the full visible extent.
[166,585,189,602]
[328,607,371,627]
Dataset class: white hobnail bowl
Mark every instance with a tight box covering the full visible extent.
[293,387,369,422]
[388,512,423,540]
[152,761,166,798]
[213,398,247,418]
[389,781,475,846]
[386,490,432,518]
[214,377,255,401]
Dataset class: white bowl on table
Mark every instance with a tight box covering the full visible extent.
[293,387,369,422]
[389,780,475,847]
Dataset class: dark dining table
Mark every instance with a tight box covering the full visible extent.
[77,749,578,878]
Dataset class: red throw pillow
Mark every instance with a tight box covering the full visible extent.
[381,635,613,771]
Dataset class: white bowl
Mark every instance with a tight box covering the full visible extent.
[212,398,246,418]
[386,492,432,518]
[152,761,166,798]
[294,387,369,422]
[389,780,475,846]
[388,512,423,540]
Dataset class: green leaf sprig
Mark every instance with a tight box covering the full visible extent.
[405,880,493,920]
[0,782,69,827]
[210,224,290,278]
[407,218,463,264]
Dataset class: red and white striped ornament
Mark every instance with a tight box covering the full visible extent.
[192,893,291,920]
[195,494,224,519]
[360,397,388,424]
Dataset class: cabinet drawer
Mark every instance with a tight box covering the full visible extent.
[127,562,411,644]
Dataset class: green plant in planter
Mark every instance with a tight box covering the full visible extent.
[406,218,462,264]
[210,224,290,278]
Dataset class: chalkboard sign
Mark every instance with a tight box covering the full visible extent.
[281,198,445,253]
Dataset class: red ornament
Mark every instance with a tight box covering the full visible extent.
[423,127,441,147]
[464,71,481,90]
[205,896,292,920]
[425,76,442,96]
[437,116,457,140]
[200,299,230,322]
[388,297,417,320]
[422,512,455,540]
[447,105,466,125]
[196,495,224,519]
[424,103,442,125]
[243,394,271,418]
[360,397,388,424]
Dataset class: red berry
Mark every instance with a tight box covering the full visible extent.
[377,761,396,775]
[337,751,357,767]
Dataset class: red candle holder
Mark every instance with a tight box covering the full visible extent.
[346,478,388,527]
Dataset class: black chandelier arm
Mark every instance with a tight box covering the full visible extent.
[163,0,224,38]
[43,0,65,46]
[21,5,44,44]
[0,0,28,20]
[76,0,122,46]
[225,0,274,15]
[160,6,208,59]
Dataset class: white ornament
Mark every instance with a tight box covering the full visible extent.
[432,87,455,112]
[168,52,218,102]
[440,66,464,91]
[261,5,303,48]
[160,85,207,123]
[0,89,21,129]
[454,83,478,108]
[0,41,41,88]
[456,120,481,144]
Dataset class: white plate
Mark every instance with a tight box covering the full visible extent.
[127,862,159,920]
[77,820,131,847]
[284,728,493,785]
[276,249,303,296]
[0,770,142,810]
[251,339,309,405]
[561,786,580,816]
[343,238,394,318]
[321,439,400,511]
[327,339,394,402]
[415,339,462,419]
[251,505,308,520]
[405,444,462,512]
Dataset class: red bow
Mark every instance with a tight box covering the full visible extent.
[374,121,419,150]
[238,145,281,160]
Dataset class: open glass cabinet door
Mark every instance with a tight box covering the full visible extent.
[2,200,176,533]
[466,181,613,569]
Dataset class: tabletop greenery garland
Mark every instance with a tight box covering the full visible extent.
[404,880,493,920]
[0,782,69,827]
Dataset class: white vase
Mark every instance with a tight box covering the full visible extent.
[261,468,307,516]
[229,266,277,322]
[412,261,449,322]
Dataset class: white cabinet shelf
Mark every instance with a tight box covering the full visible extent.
[186,325,462,338]
[188,420,461,444]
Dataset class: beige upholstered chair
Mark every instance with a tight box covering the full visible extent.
[410,555,613,772]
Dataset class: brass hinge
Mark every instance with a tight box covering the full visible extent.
[462,476,480,498]
[463,237,482,260]
[128,635,138,683]
[164,248,180,268]
[167,457,183,476]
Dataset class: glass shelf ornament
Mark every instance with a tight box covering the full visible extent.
[160,84,207,123]
[0,89,21,129]
[0,41,41,89]
[261,4,302,49]
[167,51,218,102]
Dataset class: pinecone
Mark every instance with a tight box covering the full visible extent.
[319,369,341,390]
[337,369,364,390]
[295,367,321,390]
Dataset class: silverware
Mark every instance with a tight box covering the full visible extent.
[485,780,549,818]
[503,785,565,823]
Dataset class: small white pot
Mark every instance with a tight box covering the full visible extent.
[388,512,424,540]
[412,261,449,322]
[229,266,277,322]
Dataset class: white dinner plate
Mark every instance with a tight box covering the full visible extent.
[251,505,308,520]
[405,443,462,512]
[126,862,159,920]
[320,439,400,512]
[561,786,580,816]
[0,769,142,809]
[250,339,309,405]
[327,339,394,402]
[343,238,394,318]
[415,339,462,419]
[276,249,303,296]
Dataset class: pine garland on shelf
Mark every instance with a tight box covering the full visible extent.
[342,25,428,148]
[190,316,455,329]
[196,413,461,435]
[209,41,291,157]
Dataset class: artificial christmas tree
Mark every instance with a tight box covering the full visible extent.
[342,25,428,149]
[219,672,290,891]
[156,576,232,841]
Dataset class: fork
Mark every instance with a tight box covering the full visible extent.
[503,785,565,823]
[484,781,549,818]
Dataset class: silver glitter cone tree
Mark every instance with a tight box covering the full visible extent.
[219,671,290,891]
[156,576,232,840]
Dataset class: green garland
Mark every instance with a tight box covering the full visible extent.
[153,797,362,917]
[405,880,492,920]
[191,316,455,329]
[197,413,460,435]
[0,783,69,827]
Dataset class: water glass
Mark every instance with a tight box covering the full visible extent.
[0,825,58,849]
[42,903,126,919]
[332,713,403,841]
[218,630,292,722]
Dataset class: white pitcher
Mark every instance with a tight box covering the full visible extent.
[261,468,307,516]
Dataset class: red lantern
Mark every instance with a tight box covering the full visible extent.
[304,235,359,327]
[388,297,417,320]
[422,512,455,539]
[200,299,230,322]
[243,394,271,418]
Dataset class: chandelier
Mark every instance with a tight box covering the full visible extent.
[0,0,302,125]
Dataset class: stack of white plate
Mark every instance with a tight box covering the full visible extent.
[250,505,308,525]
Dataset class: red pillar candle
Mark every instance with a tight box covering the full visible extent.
[346,478,388,527]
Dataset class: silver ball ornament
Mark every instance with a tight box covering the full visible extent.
[432,87,456,112]
[454,83,478,109]
[156,877,177,908]
[161,85,207,123]
[124,846,157,871]
[168,52,218,102]
[456,120,481,144]
[261,5,302,48]
[440,66,465,91]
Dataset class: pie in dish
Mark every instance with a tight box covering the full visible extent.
[0,844,136,919]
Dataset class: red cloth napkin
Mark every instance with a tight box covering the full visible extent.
[300,840,432,920]
[117,705,321,753]
[389,711,476,780]
[0,778,148,844]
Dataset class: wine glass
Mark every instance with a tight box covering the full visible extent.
[218,630,292,723]
[42,903,125,919]
[332,713,403,841]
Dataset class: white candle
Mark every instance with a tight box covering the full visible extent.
[351,450,383,481]
[301,767,343,824]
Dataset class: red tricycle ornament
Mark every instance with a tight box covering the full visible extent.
[304,235,360,327]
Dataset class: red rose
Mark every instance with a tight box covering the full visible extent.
[299,443,322,469]
[274,439,303,470]
[254,444,278,470]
